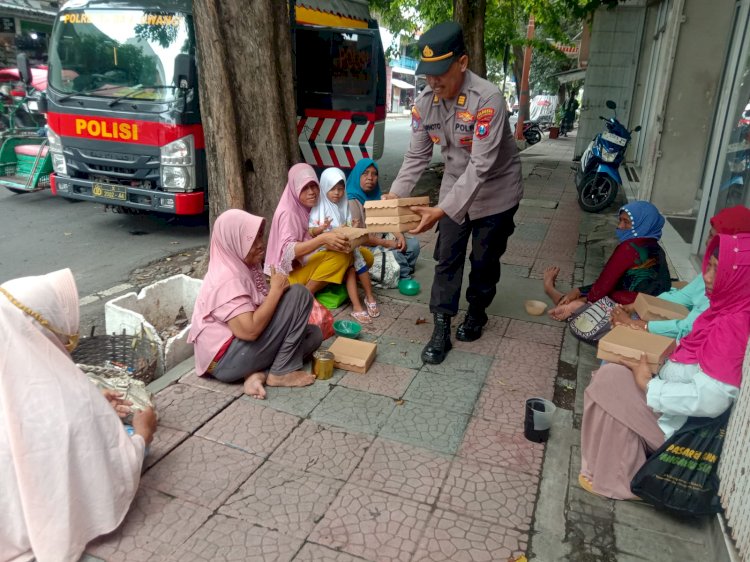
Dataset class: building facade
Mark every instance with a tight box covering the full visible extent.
[0,1,57,67]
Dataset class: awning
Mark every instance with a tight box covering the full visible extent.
[297,0,371,22]
[391,78,415,90]
[552,68,587,85]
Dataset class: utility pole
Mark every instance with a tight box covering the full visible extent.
[515,15,534,141]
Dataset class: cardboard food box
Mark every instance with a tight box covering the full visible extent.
[364,196,430,217]
[332,226,369,248]
[633,293,689,322]
[597,326,676,374]
[365,214,421,233]
[328,337,377,374]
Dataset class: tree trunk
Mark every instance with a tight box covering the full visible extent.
[511,44,527,119]
[194,0,299,226]
[453,0,487,78]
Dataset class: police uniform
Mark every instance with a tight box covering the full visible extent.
[389,23,522,363]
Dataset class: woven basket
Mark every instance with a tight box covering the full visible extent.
[72,329,158,384]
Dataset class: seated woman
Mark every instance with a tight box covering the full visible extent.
[579,233,750,500]
[311,167,378,324]
[347,158,421,283]
[0,269,157,561]
[189,209,321,397]
[265,163,352,294]
[545,201,671,320]
[611,205,750,341]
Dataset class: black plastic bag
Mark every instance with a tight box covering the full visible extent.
[630,409,731,516]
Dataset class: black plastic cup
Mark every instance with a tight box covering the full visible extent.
[524,397,556,443]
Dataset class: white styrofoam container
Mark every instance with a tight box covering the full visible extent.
[105,274,202,376]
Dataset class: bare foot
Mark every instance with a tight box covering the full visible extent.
[543,266,565,304]
[243,372,267,399]
[266,370,316,388]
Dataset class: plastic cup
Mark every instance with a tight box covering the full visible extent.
[524,397,557,443]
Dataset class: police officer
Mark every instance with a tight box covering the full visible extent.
[385,22,523,364]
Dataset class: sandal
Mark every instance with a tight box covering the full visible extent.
[351,310,371,324]
[364,298,380,318]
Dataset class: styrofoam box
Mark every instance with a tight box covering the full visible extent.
[105,274,202,376]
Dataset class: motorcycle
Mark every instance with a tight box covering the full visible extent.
[523,121,542,145]
[575,100,641,212]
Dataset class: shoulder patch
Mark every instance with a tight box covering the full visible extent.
[456,94,467,107]
[456,111,475,123]
[476,107,495,121]
[411,105,422,132]
[475,121,490,139]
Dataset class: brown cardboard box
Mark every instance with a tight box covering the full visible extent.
[633,293,689,322]
[328,337,377,374]
[365,215,421,233]
[364,196,430,217]
[332,226,369,248]
[597,326,676,374]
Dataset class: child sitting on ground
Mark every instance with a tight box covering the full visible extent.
[310,168,380,324]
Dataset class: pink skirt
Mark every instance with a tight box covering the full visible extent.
[580,364,664,499]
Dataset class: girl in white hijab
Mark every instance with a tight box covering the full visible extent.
[0,269,157,562]
[310,167,379,323]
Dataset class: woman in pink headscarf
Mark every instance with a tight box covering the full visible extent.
[265,163,352,293]
[579,233,750,500]
[189,209,321,397]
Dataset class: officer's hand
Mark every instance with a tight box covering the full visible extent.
[408,206,445,234]
[381,193,398,200]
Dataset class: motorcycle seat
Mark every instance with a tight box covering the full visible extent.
[14,144,49,157]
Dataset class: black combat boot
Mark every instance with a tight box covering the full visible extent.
[456,310,487,342]
[421,313,452,364]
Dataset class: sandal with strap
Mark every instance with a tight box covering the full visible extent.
[364,298,380,318]
[351,310,372,324]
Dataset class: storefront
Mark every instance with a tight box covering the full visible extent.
[0,2,56,67]
[694,0,750,255]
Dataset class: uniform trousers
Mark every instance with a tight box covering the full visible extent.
[430,205,518,318]
[211,285,322,382]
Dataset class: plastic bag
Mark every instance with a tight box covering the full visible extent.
[315,283,349,310]
[630,409,731,515]
[370,249,400,289]
[308,297,335,340]
[568,296,616,344]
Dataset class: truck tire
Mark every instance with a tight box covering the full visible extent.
[577,173,618,212]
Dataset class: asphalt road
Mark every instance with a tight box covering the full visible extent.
[0,118,425,299]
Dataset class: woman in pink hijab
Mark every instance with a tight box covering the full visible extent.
[189,209,321,396]
[579,233,750,500]
[265,163,352,294]
[0,269,157,561]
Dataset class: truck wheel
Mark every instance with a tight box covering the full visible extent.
[578,173,618,212]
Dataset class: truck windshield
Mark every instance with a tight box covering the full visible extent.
[48,10,192,102]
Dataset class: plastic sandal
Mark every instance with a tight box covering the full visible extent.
[364,298,381,318]
[351,310,372,324]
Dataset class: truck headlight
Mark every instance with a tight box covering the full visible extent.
[47,129,67,174]
[161,165,192,191]
[52,153,67,175]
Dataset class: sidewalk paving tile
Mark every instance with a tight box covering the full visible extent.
[504,319,565,348]
[219,460,344,540]
[474,387,541,430]
[258,380,334,417]
[529,258,576,286]
[178,369,244,397]
[309,483,431,562]
[337,303,400,337]
[411,508,527,562]
[196,399,300,457]
[169,514,303,562]
[419,349,492,383]
[379,401,469,455]
[376,335,426,370]
[505,239,541,258]
[501,254,536,268]
[270,420,373,480]
[143,425,189,470]
[383,313,436,342]
[154,383,234,434]
[85,487,211,561]
[484,359,557,398]
[459,418,545,476]
[348,437,451,505]
[437,457,538,531]
[403,370,483,415]
[293,543,369,561]
[309,386,395,435]
[338,362,418,399]
[494,338,560,370]
[140,436,263,510]
[451,315,511,355]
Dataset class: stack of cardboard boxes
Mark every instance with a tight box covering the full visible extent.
[364,196,429,233]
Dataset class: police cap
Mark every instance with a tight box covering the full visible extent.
[416,22,466,76]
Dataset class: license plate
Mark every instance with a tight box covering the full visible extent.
[602,131,627,146]
[92,182,127,201]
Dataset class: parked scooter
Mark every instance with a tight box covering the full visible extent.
[523,121,542,145]
[575,100,641,212]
